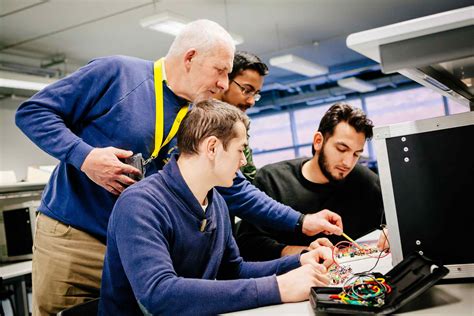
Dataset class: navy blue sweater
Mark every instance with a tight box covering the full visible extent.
[99,156,301,315]
[15,56,299,240]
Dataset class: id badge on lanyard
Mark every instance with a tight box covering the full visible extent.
[123,58,189,180]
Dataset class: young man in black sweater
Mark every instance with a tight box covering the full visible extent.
[236,103,387,261]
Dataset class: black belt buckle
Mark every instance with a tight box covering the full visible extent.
[122,153,145,181]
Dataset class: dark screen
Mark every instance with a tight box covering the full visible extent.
[386,124,474,265]
[3,207,34,257]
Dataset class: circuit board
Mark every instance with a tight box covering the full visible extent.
[329,243,390,286]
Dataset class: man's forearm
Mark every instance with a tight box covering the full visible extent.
[281,245,308,257]
[218,173,300,232]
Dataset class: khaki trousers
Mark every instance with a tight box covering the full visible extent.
[32,213,106,316]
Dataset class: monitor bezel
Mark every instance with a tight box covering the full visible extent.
[373,111,474,279]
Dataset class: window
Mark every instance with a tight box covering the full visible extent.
[293,104,332,146]
[252,149,295,168]
[249,112,292,152]
[365,87,444,126]
[249,112,294,167]
[298,145,313,158]
[250,86,454,167]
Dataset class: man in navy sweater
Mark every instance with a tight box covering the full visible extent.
[99,100,333,315]
[16,19,342,314]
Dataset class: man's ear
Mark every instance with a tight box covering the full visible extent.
[313,132,324,153]
[204,136,219,159]
[184,49,197,72]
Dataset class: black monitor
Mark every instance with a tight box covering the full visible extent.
[373,110,474,279]
[0,201,37,262]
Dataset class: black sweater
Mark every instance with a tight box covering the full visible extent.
[236,157,384,261]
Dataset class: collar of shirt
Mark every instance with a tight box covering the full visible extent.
[161,58,168,82]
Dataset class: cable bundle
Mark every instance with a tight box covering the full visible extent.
[330,274,392,307]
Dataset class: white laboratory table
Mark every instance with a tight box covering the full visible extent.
[225,241,473,316]
[224,282,474,315]
[0,260,32,280]
[0,260,32,316]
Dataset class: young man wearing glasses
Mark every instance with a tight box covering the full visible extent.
[216,51,267,182]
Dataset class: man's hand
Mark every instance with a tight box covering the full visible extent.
[81,147,142,195]
[300,246,333,268]
[302,209,343,236]
[377,228,390,252]
[276,264,329,303]
[308,237,333,251]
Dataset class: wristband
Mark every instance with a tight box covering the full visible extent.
[295,213,306,233]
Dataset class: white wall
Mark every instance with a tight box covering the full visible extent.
[0,96,57,181]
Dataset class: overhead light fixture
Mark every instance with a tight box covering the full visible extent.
[269,54,328,77]
[140,12,187,36]
[0,71,55,91]
[306,95,346,106]
[140,12,244,45]
[337,77,376,93]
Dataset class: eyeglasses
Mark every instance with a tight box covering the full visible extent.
[232,80,261,102]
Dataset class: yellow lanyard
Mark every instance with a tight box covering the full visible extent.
[145,58,189,165]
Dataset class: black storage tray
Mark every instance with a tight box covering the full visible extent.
[310,253,449,314]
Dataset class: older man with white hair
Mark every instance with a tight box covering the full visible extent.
[16,19,342,315]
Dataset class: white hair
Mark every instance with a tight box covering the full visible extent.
[166,19,235,58]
